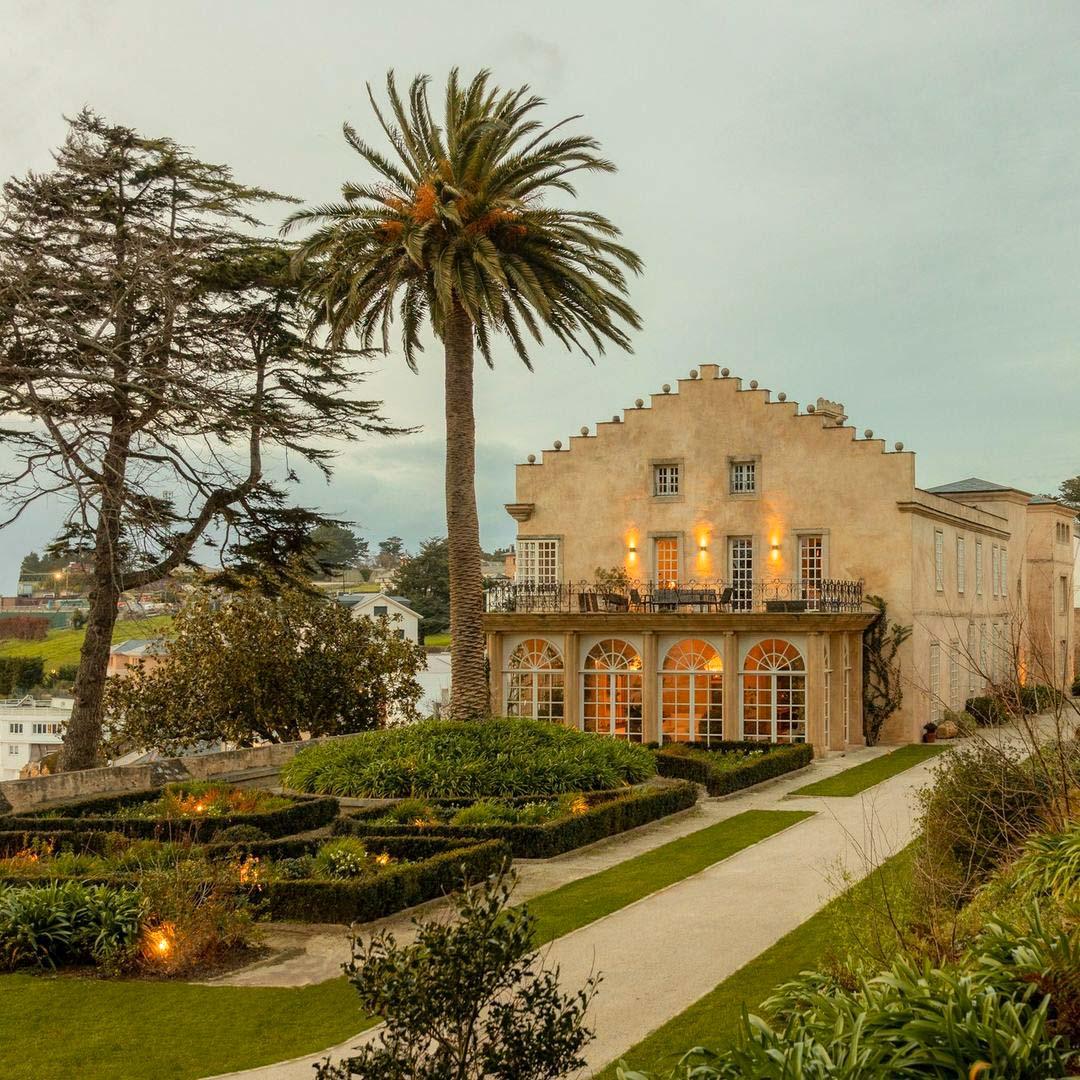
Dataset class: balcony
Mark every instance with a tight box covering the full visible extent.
[483,578,864,615]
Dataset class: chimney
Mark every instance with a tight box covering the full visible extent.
[815,397,848,426]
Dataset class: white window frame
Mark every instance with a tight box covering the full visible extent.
[728,536,754,611]
[1001,548,1008,600]
[729,460,757,494]
[966,622,977,695]
[929,640,942,723]
[949,640,960,709]
[797,534,826,604]
[934,530,944,593]
[956,536,966,595]
[991,546,1000,598]
[975,540,984,596]
[8,723,22,734]
[653,535,681,586]
[515,538,561,585]
[652,463,680,497]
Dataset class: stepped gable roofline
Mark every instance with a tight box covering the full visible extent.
[926,476,1032,497]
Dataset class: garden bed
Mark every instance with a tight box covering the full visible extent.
[654,742,813,796]
[332,781,699,858]
[0,781,338,840]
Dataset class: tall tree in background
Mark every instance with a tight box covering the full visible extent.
[393,537,450,637]
[307,523,367,575]
[377,535,406,568]
[1057,475,1080,519]
[288,69,642,719]
[0,112,398,769]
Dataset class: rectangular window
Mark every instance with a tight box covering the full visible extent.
[515,539,560,585]
[1061,575,1070,616]
[373,605,388,616]
[1001,549,1008,600]
[975,540,984,596]
[934,530,944,592]
[823,637,832,747]
[967,622,977,695]
[654,537,680,586]
[652,463,680,497]
[929,641,941,723]
[992,623,1002,683]
[8,745,18,756]
[991,546,1000,598]
[979,624,988,690]
[956,536,966,595]
[728,536,754,610]
[842,636,852,743]
[8,723,22,734]
[798,535,824,604]
[730,460,756,494]
[949,640,960,709]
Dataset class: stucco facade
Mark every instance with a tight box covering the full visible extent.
[485,364,1075,752]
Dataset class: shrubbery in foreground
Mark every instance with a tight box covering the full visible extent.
[282,717,656,797]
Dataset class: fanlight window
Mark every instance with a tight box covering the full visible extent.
[741,638,806,744]
[660,639,723,745]
[504,638,564,723]
[582,638,643,742]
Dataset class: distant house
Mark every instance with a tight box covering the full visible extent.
[337,592,422,644]
[107,638,168,678]
[0,697,70,781]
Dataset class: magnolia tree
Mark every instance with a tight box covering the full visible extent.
[0,111,400,769]
[104,589,425,753]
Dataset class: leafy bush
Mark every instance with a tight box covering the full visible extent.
[965,695,1008,726]
[1009,824,1080,901]
[0,880,142,970]
[114,781,294,820]
[311,837,372,880]
[1018,683,1066,714]
[214,824,268,843]
[0,657,45,694]
[334,782,698,859]
[281,717,656,798]
[654,741,813,796]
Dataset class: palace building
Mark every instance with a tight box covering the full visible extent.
[483,364,1076,752]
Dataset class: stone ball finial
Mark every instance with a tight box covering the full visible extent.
[777,392,786,401]
[553,440,562,450]
[580,426,589,436]
[720,367,730,377]
[894,441,904,452]
[634,398,644,408]
[662,383,671,394]
[689,369,698,379]
[806,404,816,413]
[749,379,758,389]
[863,429,874,439]
[527,453,536,464]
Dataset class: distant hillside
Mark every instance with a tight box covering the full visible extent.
[0,615,174,670]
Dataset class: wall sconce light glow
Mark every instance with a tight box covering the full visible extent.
[628,541,636,553]
[699,540,708,553]
[770,540,781,562]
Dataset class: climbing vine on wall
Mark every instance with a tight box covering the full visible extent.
[862,595,912,746]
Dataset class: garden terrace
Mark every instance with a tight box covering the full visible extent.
[0,782,339,839]
[654,741,814,796]
[332,781,699,859]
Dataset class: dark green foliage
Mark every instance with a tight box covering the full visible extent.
[0,657,45,694]
[1016,683,1066,714]
[334,782,699,858]
[391,537,450,636]
[256,840,511,924]
[655,742,813,796]
[862,595,912,746]
[282,717,657,798]
[213,824,269,843]
[0,794,339,840]
[0,880,142,970]
[316,869,597,1080]
[965,695,1009,726]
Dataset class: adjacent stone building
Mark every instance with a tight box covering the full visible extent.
[484,364,1075,752]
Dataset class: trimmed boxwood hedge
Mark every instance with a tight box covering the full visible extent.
[0,794,339,840]
[654,741,813,796]
[331,781,699,859]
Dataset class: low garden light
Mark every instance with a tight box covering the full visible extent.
[375,852,393,866]
[569,796,589,816]
[143,923,177,962]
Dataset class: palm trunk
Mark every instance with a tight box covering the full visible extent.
[443,302,489,720]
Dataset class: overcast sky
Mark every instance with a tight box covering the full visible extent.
[2,1,1077,590]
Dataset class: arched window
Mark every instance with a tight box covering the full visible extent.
[660,639,723,745]
[582,639,643,742]
[741,638,806,744]
[504,638,564,723]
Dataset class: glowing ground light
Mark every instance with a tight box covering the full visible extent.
[375,852,393,866]
[145,924,176,961]
[569,796,589,815]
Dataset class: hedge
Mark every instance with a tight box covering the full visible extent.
[0,794,339,840]
[654,741,813,796]
[332,781,699,859]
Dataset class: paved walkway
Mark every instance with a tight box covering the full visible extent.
[204,740,936,1079]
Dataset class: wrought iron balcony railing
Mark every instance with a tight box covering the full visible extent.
[484,578,864,615]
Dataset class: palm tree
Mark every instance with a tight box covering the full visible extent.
[287,69,642,720]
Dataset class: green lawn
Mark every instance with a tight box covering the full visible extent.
[423,632,451,647]
[526,809,813,945]
[789,743,950,798]
[0,973,368,1080]
[0,615,174,670]
[595,845,915,1079]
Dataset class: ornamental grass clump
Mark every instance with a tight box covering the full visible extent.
[281,717,656,798]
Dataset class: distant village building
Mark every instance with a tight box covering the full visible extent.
[107,638,169,678]
[337,592,422,644]
[0,697,70,781]
[484,365,1076,753]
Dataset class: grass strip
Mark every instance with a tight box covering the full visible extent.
[527,809,812,945]
[594,844,915,1079]
[789,743,949,797]
[0,614,173,668]
[0,973,368,1080]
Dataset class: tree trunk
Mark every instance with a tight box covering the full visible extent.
[443,302,489,720]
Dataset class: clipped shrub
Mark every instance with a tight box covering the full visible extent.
[1018,683,1066,714]
[965,695,1008,726]
[281,717,656,798]
[334,782,698,859]
[654,741,813,796]
[213,824,268,843]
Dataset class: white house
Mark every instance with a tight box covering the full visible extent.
[0,696,71,781]
[338,592,422,644]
